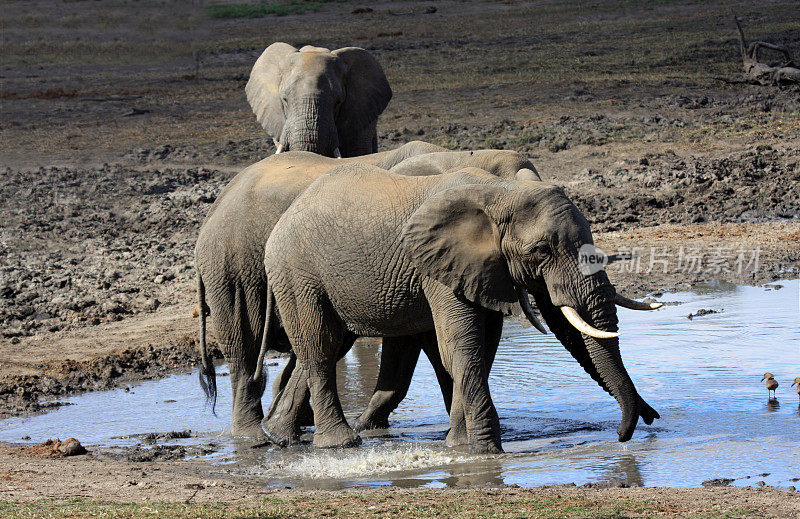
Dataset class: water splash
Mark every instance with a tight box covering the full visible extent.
[259,443,473,479]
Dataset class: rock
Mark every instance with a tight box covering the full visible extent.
[687,308,721,320]
[58,438,87,456]
[702,478,734,487]
[19,438,87,457]
[154,272,174,284]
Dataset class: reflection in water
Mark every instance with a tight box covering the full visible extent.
[337,338,381,416]
[1,280,799,489]
[602,453,645,487]
[436,462,505,488]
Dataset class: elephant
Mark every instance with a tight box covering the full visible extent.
[258,149,545,444]
[262,164,660,453]
[195,143,549,439]
[196,141,447,438]
[246,42,392,157]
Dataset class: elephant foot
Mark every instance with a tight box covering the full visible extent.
[231,420,268,439]
[313,424,362,449]
[262,416,301,447]
[444,425,468,447]
[352,413,389,433]
[469,440,503,454]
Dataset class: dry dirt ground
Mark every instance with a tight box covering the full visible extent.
[1,0,799,512]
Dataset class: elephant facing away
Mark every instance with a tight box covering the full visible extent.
[196,141,446,438]
[263,164,660,453]
[247,43,392,157]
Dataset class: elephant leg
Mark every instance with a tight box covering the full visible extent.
[214,284,267,438]
[446,311,502,447]
[228,359,267,437]
[353,335,423,432]
[262,356,308,446]
[420,332,453,414]
[427,285,502,454]
[268,353,313,428]
[288,307,360,449]
[264,332,359,444]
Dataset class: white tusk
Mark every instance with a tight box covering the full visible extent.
[517,289,547,334]
[334,147,342,159]
[273,138,284,154]
[615,293,662,310]
[560,306,619,339]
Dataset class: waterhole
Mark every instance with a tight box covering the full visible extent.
[2,280,798,489]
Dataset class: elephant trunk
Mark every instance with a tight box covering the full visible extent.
[579,280,639,441]
[283,97,339,157]
[533,270,658,442]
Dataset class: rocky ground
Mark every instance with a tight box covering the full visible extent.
[1,0,799,510]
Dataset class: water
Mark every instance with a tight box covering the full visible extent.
[2,280,798,489]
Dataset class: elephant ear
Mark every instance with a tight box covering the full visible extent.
[401,184,517,314]
[246,42,298,138]
[331,47,392,134]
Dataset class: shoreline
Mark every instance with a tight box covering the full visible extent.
[1,444,798,517]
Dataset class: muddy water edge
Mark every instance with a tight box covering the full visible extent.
[1,280,798,491]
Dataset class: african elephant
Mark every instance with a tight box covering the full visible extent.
[262,164,660,453]
[196,141,446,438]
[258,149,544,444]
[246,43,392,157]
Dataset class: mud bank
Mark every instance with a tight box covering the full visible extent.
[0,442,798,518]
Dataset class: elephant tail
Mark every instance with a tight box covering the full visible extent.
[253,283,274,384]
[197,271,217,415]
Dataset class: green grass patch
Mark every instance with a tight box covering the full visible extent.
[206,0,342,19]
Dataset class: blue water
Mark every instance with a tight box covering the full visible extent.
[1,280,798,489]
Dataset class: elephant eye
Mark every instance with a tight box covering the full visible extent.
[528,242,551,258]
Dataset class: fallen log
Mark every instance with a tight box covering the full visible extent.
[733,14,799,86]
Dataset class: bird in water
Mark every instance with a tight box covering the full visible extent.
[761,372,778,400]
[792,378,800,401]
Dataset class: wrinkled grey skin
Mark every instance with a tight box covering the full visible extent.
[263,149,541,444]
[247,43,392,157]
[195,141,446,438]
[263,165,659,453]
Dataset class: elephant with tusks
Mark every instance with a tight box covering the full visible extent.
[261,164,660,453]
[195,143,549,438]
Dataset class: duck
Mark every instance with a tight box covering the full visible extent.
[792,377,800,401]
[761,373,778,400]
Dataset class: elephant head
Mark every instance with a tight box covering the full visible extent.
[401,178,660,442]
[246,42,392,158]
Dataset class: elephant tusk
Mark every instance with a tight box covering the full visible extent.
[517,288,547,334]
[615,293,662,310]
[560,306,620,339]
[334,147,342,159]
[273,139,284,154]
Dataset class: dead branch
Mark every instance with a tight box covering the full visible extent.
[733,14,799,86]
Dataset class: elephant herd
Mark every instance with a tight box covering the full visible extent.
[194,43,661,453]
